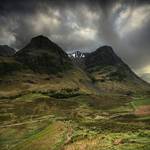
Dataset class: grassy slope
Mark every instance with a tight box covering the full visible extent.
[0,68,150,150]
[0,67,98,99]
[88,66,150,94]
[0,92,150,150]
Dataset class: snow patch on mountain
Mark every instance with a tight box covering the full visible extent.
[68,51,85,58]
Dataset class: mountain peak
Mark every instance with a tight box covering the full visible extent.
[15,35,72,74]
[95,46,114,54]
[31,35,50,42]
[85,46,121,69]
[23,35,58,50]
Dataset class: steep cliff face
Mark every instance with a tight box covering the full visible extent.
[15,35,72,74]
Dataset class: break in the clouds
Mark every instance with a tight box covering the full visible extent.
[0,0,150,81]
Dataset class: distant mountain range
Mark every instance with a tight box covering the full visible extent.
[0,35,149,93]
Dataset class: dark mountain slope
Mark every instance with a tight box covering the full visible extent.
[68,46,149,93]
[0,36,97,96]
[0,45,15,57]
[0,46,22,76]
[84,46,150,93]
[85,46,122,69]
[15,35,72,74]
[84,46,145,83]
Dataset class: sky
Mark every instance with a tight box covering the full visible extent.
[0,0,150,81]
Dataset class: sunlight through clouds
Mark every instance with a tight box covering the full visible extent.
[116,5,150,37]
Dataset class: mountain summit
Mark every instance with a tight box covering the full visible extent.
[85,46,122,68]
[21,35,62,50]
[15,35,72,73]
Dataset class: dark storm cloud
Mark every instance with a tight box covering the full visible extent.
[0,0,150,78]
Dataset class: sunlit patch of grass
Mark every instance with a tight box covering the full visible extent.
[12,121,70,150]
[0,92,150,150]
[64,130,150,150]
[136,116,150,121]
[15,93,49,102]
[130,98,150,108]
[0,118,52,150]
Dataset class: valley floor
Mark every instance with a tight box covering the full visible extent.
[0,93,150,150]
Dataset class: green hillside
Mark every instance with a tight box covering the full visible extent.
[0,92,150,150]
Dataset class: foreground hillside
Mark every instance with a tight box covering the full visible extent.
[0,35,150,150]
[0,92,150,150]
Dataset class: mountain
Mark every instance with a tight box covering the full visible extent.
[0,37,149,93]
[84,46,140,81]
[0,35,96,97]
[85,46,122,70]
[15,35,72,74]
[0,45,15,56]
[68,46,149,92]
[68,46,142,82]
